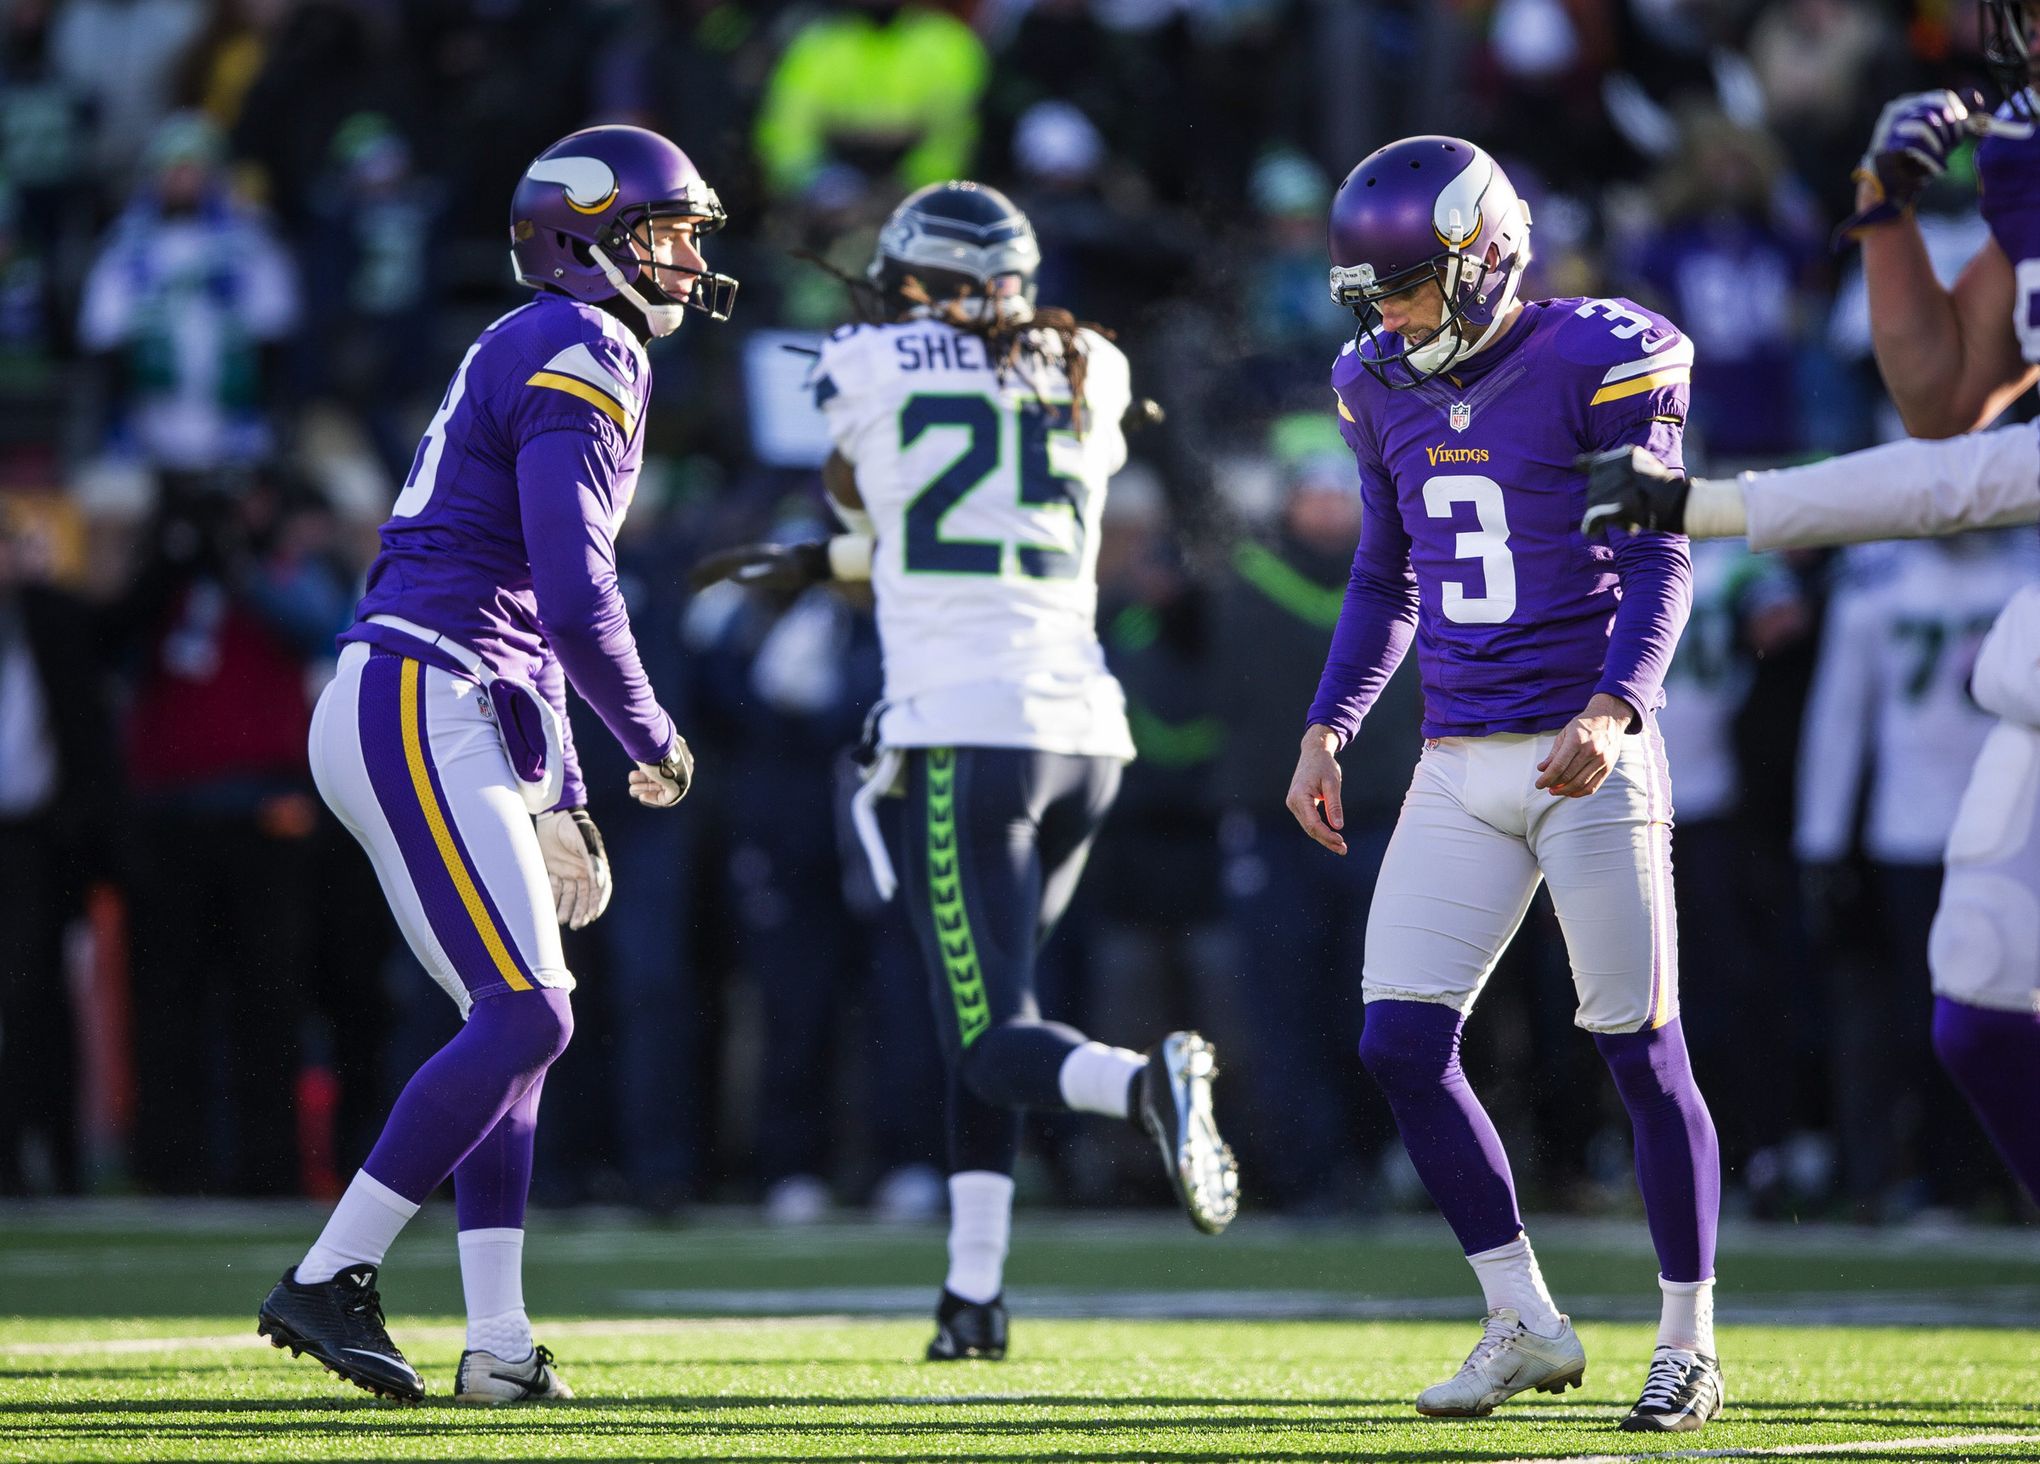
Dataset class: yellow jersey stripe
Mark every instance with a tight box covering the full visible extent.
[526,370,634,433]
[1589,367,1690,407]
[399,658,532,992]
[1336,393,1356,423]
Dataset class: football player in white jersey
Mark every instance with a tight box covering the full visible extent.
[693,181,1237,1361]
[1582,0,2040,1212]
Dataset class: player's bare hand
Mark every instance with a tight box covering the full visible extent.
[1534,694,1634,798]
[1286,724,1348,855]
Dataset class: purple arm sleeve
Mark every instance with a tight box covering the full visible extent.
[516,427,677,767]
[1304,449,1419,747]
[530,646,585,811]
[1595,414,1693,726]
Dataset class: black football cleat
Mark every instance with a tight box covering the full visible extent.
[1137,1031,1239,1235]
[925,1288,1007,1361]
[258,1264,425,1402]
[1619,1346,1726,1432]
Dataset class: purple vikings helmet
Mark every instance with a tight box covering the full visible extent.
[1328,136,1531,389]
[510,125,737,336]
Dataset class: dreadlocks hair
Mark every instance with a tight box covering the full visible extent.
[794,248,1113,435]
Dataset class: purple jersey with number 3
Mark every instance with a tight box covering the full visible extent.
[1980,101,2040,362]
[340,293,676,806]
[1308,296,1694,740]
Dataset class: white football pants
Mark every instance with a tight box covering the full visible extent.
[310,642,572,1015]
[1931,718,2040,1015]
[1363,725,1678,1033]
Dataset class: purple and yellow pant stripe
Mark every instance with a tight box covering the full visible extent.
[358,651,537,1000]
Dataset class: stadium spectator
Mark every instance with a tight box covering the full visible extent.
[47,0,206,191]
[1211,421,1418,1211]
[112,473,349,1195]
[77,113,299,477]
[1618,112,1826,466]
[753,0,989,200]
[0,505,115,1195]
[1796,535,2038,1219]
[299,113,442,484]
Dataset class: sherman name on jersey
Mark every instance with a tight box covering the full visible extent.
[813,318,1136,759]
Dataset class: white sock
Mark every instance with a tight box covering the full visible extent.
[1467,1232,1565,1337]
[459,1228,533,1359]
[1657,1274,1716,1355]
[944,1171,1014,1304]
[298,1171,419,1284]
[1057,1041,1145,1118]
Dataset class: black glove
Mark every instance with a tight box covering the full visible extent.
[1577,445,1691,539]
[688,540,831,593]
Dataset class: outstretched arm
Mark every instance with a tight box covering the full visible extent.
[1581,424,2040,551]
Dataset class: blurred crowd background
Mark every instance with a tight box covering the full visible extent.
[1,0,2035,1232]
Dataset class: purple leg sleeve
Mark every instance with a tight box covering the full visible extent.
[1358,1000,1524,1255]
[1932,995,2040,1204]
[454,1072,546,1231]
[363,989,573,1205]
[1594,1017,1719,1283]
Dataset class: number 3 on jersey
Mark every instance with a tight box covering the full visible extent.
[1423,474,1517,624]
[394,343,482,518]
[902,392,1087,578]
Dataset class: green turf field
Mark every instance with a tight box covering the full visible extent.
[4,1204,2037,1461]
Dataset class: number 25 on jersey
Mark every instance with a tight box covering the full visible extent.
[900,392,1090,580]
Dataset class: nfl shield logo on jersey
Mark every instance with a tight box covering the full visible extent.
[1448,401,1472,433]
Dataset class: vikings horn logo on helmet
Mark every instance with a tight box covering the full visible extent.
[526,156,621,215]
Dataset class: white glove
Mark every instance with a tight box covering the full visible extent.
[628,737,694,808]
[535,808,613,930]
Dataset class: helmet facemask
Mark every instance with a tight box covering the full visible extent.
[592,187,738,335]
[1983,0,2040,106]
[881,264,1035,326]
[1331,236,1528,390]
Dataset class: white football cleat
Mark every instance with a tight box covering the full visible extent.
[453,1343,574,1404]
[1415,1308,1586,1417]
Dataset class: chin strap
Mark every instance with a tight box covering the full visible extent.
[593,249,687,338]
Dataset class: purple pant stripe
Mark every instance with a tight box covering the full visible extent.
[356,652,532,1000]
[410,664,537,989]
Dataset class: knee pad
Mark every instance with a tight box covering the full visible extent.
[1930,872,2040,1013]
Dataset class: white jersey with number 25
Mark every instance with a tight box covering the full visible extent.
[815,319,1135,759]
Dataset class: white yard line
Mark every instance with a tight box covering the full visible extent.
[1510,1432,2034,1463]
[0,1315,869,1358]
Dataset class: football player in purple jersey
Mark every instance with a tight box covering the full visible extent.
[1285,136,1723,1431]
[1583,0,2040,1243]
[255,125,732,1404]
